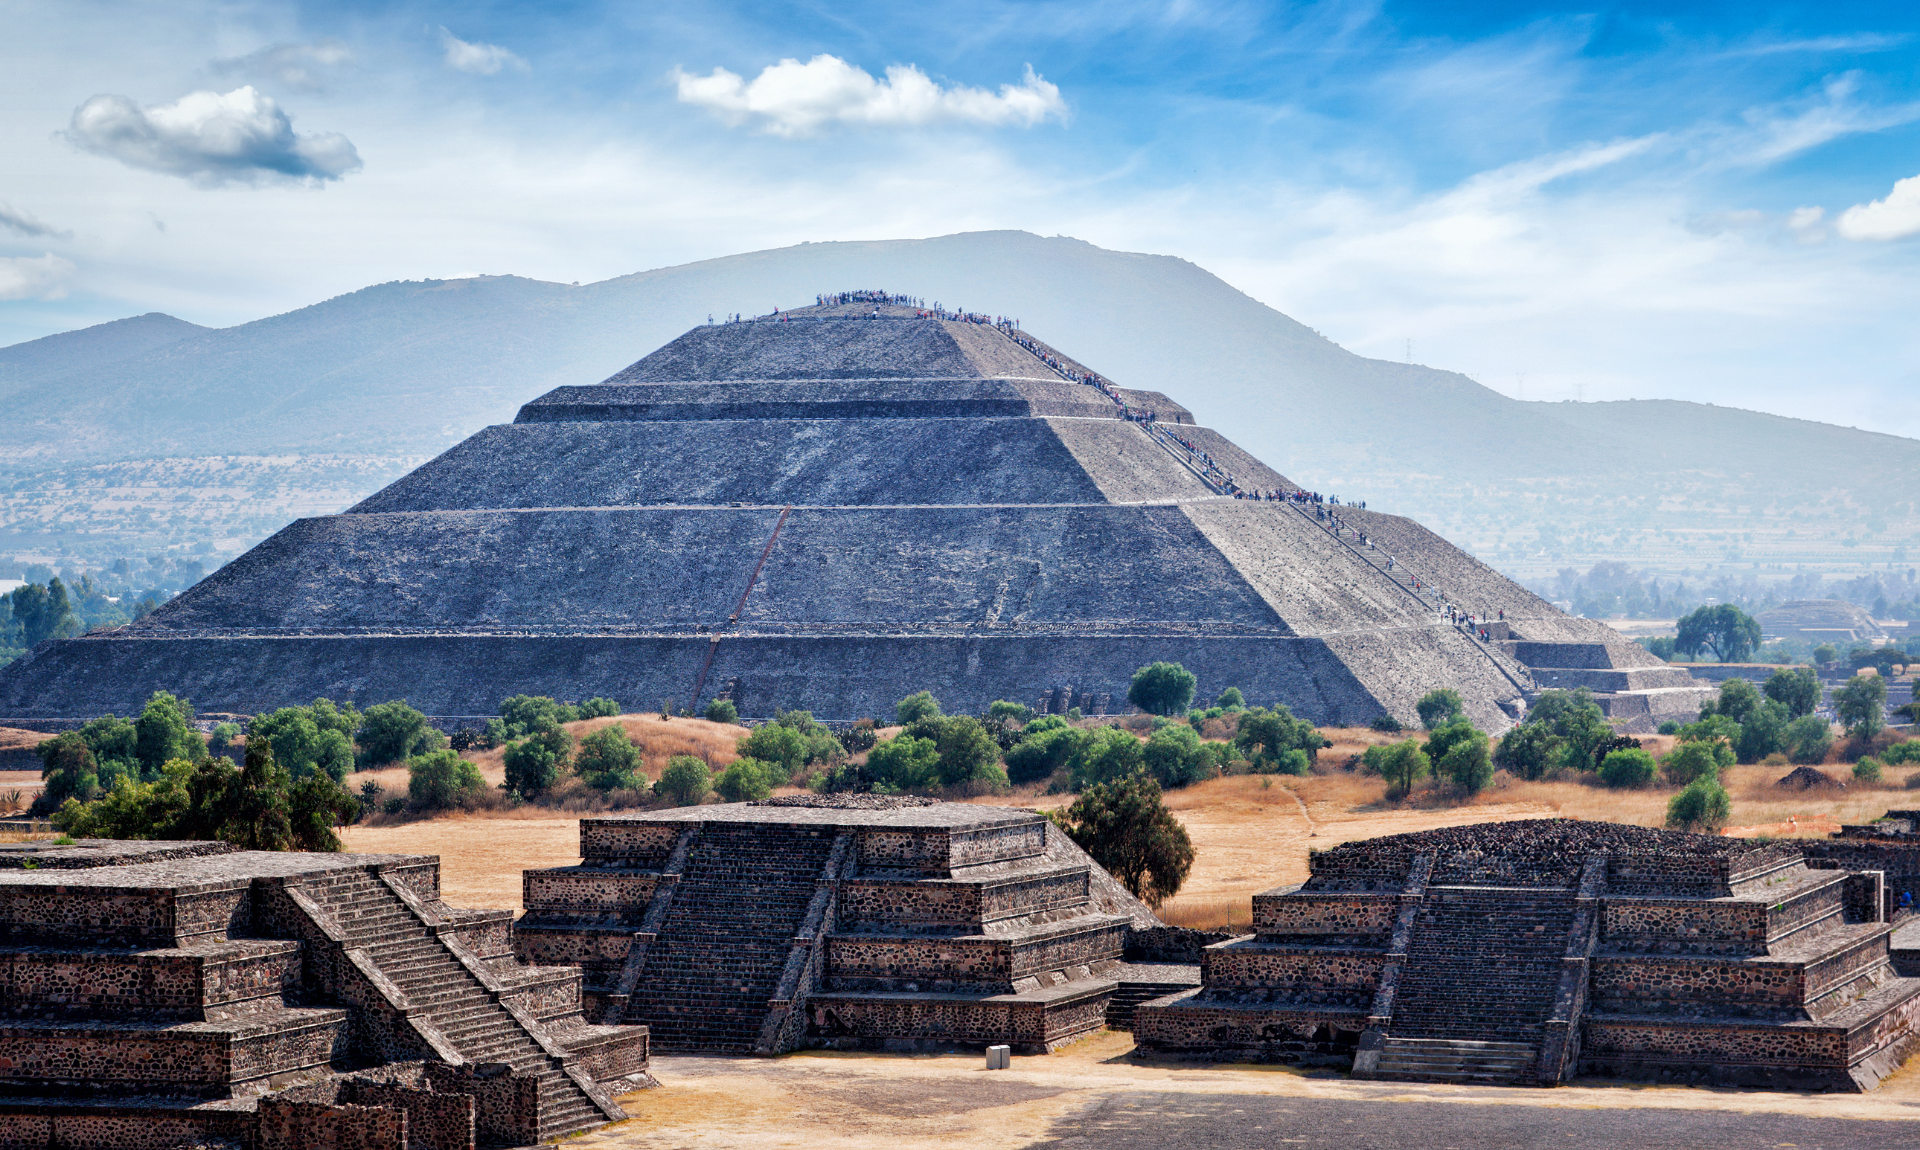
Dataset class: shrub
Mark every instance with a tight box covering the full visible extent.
[904,715,1006,790]
[1854,757,1886,784]
[135,691,205,776]
[1372,740,1431,798]
[1005,725,1086,785]
[33,732,100,815]
[354,701,443,769]
[1785,715,1833,764]
[498,695,578,738]
[1069,726,1147,789]
[408,750,486,811]
[837,719,878,755]
[289,773,362,851]
[654,755,711,806]
[895,691,943,725]
[1439,727,1494,795]
[1128,662,1197,717]
[865,736,941,792]
[208,723,240,757]
[705,698,740,725]
[502,724,573,798]
[1415,689,1465,730]
[1234,704,1327,771]
[1053,773,1193,907]
[576,726,645,791]
[578,697,621,719]
[1667,776,1731,832]
[1663,740,1730,786]
[1369,714,1405,733]
[251,703,355,783]
[1598,747,1658,789]
[1735,700,1790,764]
[737,723,808,774]
[1214,687,1245,711]
[1657,720,1681,736]
[714,758,776,802]
[988,700,1034,723]
[1493,723,1560,781]
[1885,741,1920,766]
[1142,724,1216,789]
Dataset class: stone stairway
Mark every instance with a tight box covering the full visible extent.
[1374,1037,1539,1083]
[1382,887,1577,1080]
[627,823,839,1051]
[301,869,610,1141]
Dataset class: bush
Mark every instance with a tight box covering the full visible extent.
[1005,725,1086,786]
[654,755,711,806]
[1663,740,1730,786]
[865,736,941,792]
[1371,739,1430,798]
[1657,720,1681,736]
[1439,727,1494,795]
[737,723,808,774]
[895,691,943,725]
[208,723,240,757]
[705,698,740,725]
[354,701,443,769]
[1598,747,1658,789]
[1415,689,1465,730]
[1735,700,1790,764]
[988,700,1034,723]
[1885,741,1920,766]
[1128,662,1197,717]
[904,715,1007,790]
[1142,724,1216,789]
[498,695,578,738]
[1234,704,1327,771]
[1763,666,1822,719]
[1786,715,1833,764]
[578,697,621,719]
[1068,726,1147,789]
[714,758,775,802]
[408,750,486,811]
[34,732,100,815]
[1369,714,1405,733]
[837,719,878,755]
[1667,775,1731,832]
[1214,687,1245,711]
[502,724,573,798]
[1493,723,1560,781]
[1854,757,1886,784]
[576,726,644,791]
[1053,773,1193,907]
[134,691,206,776]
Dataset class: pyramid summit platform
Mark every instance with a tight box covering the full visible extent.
[0,295,1705,728]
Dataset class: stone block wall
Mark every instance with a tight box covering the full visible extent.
[837,868,1087,931]
[523,868,658,915]
[580,821,683,868]
[0,940,300,1020]
[257,1097,406,1150]
[857,820,1047,874]
[826,919,1126,993]
[347,1081,476,1150]
[1253,892,1396,941]
[1199,943,1384,1004]
[808,984,1109,1052]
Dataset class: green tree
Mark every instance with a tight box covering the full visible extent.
[909,715,1004,789]
[1705,677,1762,725]
[1415,688,1465,730]
[576,726,645,791]
[737,723,808,774]
[1055,773,1194,907]
[408,749,486,811]
[1852,646,1910,678]
[578,697,621,719]
[78,715,138,776]
[654,755,711,806]
[1598,747,1658,788]
[289,773,360,851]
[225,738,294,851]
[1663,739,1732,786]
[1763,666,1822,719]
[33,732,100,815]
[1128,662,1197,717]
[864,735,941,792]
[1853,757,1885,784]
[135,691,203,777]
[1213,687,1245,711]
[7,578,79,646]
[1493,723,1561,781]
[1436,725,1494,795]
[354,701,443,768]
[1233,704,1326,772]
[249,706,353,783]
[1003,725,1087,786]
[498,695,579,738]
[1069,726,1148,789]
[705,698,740,725]
[988,700,1034,723]
[894,691,943,725]
[713,758,775,802]
[208,722,241,758]
[1675,604,1762,663]
[1834,674,1888,740]
[1813,643,1840,665]
[1735,700,1790,763]
[1369,739,1430,799]
[1667,775,1731,832]
[1785,715,1834,764]
[503,723,573,798]
[1142,724,1216,789]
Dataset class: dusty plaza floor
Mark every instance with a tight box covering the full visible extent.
[574,1031,1920,1149]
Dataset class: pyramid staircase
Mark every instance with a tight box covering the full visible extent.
[297,869,616,1141]
[625,823,840,1051]
[1374,887,1578,1083]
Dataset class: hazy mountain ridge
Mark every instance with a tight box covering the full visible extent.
[2,231,1913,580]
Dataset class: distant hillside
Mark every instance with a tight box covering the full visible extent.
[2,231,1915,580]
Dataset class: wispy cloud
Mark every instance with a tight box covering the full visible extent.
[440,28,528,76]
[0,254,77,300]
[211,40,353,93]
[673,56,1066,136]
[1837,173,1920,241]
[0,201,71,240]
[1719,33,1912,58]
[62,86,362,186]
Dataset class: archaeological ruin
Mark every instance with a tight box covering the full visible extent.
[0,837,648,1148]
[1133,818,1920,1090]
[0,296,1709,732]
[510,794,1197,1055]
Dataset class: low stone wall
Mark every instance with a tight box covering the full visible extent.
[257,1097,406,1150]
[348,1081,476,1150]
[562,1025,652,1084]
[0,939,300,1019]
[1132,991,1368,1063]
[856,820,1047,874]
[0,1009,346,1093]
[523,868,658,915]
[0,882,251,947]
[1253,891,1396,941]
[1199,942,1384,1004]
[1123,927,1232,964]
[1579,1016,1853,1088]
[807,985,1110,1052]
[1589,955,1806,1019]
[1602,898,1771,953]
[510,923,635,974]
[826,920,1126,992]
[838,868,1087,931]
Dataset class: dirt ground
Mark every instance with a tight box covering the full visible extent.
[567,1030,1920,1150]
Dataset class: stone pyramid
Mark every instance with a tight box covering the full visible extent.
[0,297,1706,729]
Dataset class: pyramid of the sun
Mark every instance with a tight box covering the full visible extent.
[0,299,1707,728]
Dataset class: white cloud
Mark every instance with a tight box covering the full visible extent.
[673,56,1066,136]
[212,40,353,92]
[0,254,78,300]
[440,28,528,76]
[0,201,71,240]
[1836,173,1920,241]
[63,86,361,186]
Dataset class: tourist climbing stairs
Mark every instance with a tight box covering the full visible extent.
[626,822,840,1051]
[300,869,611,1140]
[1380,887,1578,1083]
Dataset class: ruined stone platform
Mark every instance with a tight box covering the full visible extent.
[1134,819,1920,1091]
[0,298,1692,732]
[514,795,1160,1055]
[0,838,648,1148]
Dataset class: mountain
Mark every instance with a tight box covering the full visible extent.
[2,231,1914,579]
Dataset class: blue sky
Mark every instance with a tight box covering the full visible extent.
[4,0,1919,435]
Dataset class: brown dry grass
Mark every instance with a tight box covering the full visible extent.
[0,728,45,753]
